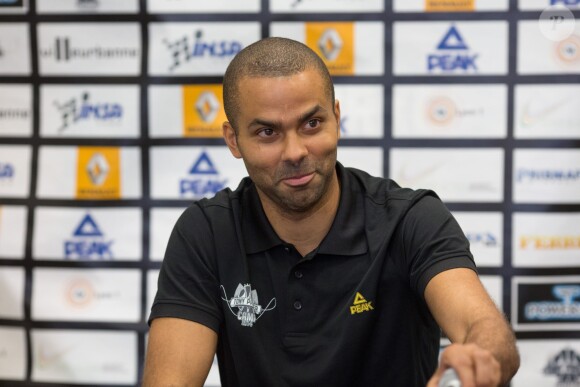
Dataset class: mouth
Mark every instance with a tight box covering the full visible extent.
[282,172,315,187]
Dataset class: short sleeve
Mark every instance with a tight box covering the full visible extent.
[399,195,477,298]
[148,204,223,333]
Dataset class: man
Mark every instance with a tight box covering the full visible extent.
[144,37,519,386]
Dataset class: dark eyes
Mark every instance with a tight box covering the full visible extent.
[306,119,320,129]
[257,128,275,138]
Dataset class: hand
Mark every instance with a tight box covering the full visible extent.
[426,343,501,387]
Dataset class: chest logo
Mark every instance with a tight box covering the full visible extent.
[221,283,276,327]
[350,292,374,315]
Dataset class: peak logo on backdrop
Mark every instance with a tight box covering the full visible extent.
[76,147,120,200]
[544,348,580,385]
[183,85,226,137]
[428,25,479,73]
[426,0,474,11]
[64,214,113,259]
[306,23,354,75]
[53,92,122,133]
[179,151,228,197]
[163,30,242,72]
[40,37,138,62]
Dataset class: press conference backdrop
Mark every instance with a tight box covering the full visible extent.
[0,0,579,386]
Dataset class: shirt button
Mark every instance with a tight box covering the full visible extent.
[293,301,302,311]
[284,247,290,253]
[294,270,303,279]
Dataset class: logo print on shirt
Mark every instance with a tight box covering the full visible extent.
[544,347,580,384]
[221,283,276,327]
[350,292,374,315]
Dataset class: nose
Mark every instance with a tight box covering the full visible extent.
[281,132,308,165]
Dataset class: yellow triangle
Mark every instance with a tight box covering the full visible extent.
[353,292,367,305]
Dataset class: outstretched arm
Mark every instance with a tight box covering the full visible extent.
[143,317,218,387]
[425,268,519,387]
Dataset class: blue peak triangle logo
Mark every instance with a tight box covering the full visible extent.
[437,26,468,50]
[73,214,103,237]
[189,151,218,175]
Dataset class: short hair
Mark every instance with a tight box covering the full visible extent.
[223,37,335,131]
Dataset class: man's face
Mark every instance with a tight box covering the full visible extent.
[223,68,340,215]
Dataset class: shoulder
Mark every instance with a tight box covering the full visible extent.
[176,176,254,228]
[342,165,436,207]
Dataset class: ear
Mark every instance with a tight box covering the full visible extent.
[334,99,341,139]
[223,121,243,159]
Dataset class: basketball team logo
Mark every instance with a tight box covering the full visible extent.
[76,147,120,199]
[221,283,276,327]
[182,85,226,137]
[305,22,354,75]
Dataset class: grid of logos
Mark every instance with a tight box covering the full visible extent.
[0,0,579,385]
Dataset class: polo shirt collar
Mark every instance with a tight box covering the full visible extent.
[241,162,368,257]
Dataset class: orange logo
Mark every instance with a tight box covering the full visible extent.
[76,147,121,200]
[520,235,580,250]
[183,85,226,138]
[426,96,457,126]
[306,22,354,76]
[556,35,580,64]
[426,0,475,12]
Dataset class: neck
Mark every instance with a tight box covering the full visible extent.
[260,173,340,257]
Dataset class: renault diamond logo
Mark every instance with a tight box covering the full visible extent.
[195,91,219,123]
[318,29,343,61]
[86,153,109,186]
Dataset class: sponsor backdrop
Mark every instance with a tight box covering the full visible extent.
[0,0,579,385]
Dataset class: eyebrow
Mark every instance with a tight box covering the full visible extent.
[248,104,328,129]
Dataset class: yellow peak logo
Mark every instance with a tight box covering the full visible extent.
[350,292,374,315]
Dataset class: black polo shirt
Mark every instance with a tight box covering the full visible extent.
[150,162,476,387]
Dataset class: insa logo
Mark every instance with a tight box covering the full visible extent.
[54,92,122,133]
[0,162,14,180]
[64,214,114,259]
[525,285,580,321]
[466,232,498,247]
[544,348,580,385]
[163,30,242,72]
[428,26,478,72]
[179,151,228,197]
[40,37,138,62]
